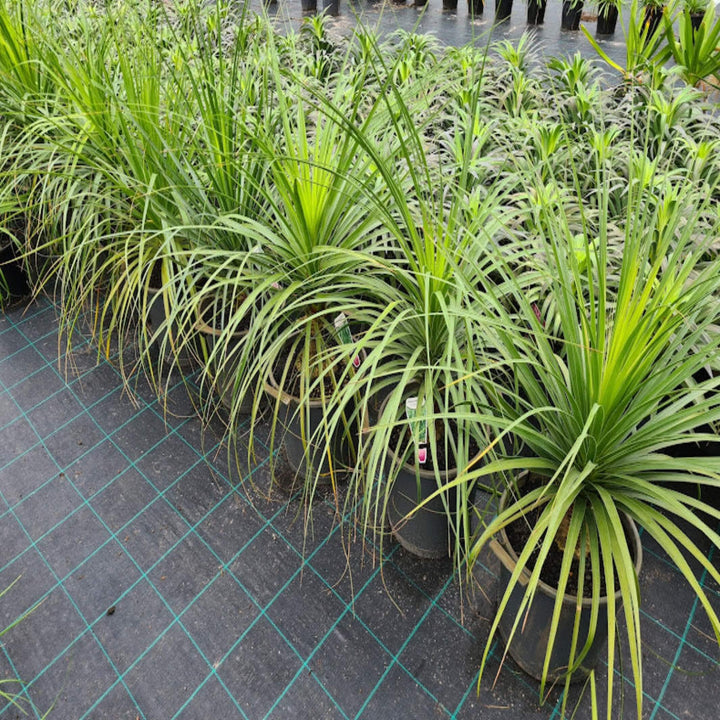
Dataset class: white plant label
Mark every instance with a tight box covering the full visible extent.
[251,245,282,289]
[405,396,428,464]
[334,312,361,368]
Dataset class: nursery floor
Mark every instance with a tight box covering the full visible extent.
[1,297,720,720]
[261,0,629,70]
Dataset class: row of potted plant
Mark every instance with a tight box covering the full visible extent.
[2,0,720,715]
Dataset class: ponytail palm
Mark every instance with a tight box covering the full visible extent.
[467,151,720,719]
[221,31,390,495]
[305,30,516,563]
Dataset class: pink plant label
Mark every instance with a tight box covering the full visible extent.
[334,312,361,368]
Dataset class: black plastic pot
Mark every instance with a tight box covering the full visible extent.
[301,0,317,11]
[266,368,360,489]
[643,4,664,38]
[526,0,546,24]
[443,0,459,9]
[561,0,583,29]
[147,285,200,371]
[195,309,252,414]
[495,0,513,22]
[386,453,457,560]
[690,11,704,32]
[468,0,484,13]
[380,394,457,559]
[490,481,643,681]
[0,240,30,308]
[322,0,340,15]
[596,3,618,33]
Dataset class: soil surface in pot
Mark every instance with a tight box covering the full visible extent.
[388,417,482,473]
[504,475,632,597]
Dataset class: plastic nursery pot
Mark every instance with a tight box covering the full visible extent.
[468,0,484,15]
[527,0,546,24]
[380,395,458,560]
[301,0,317,11]
[561,0,584,29]
[322,0,340,15]
[265,364,361,491]
[490,478,643,682]
[642,4,664,38]
[690,12,704,32]
[195,304,252,415]
[495,0,513,22]
[596,3,619,34]
[443,0,459,10]
[147,284,201,373]
[0,239,30,308]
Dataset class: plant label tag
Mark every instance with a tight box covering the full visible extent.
[405,396,428,464]
[334,312,361,368]
[531,302,544,328]
[253,247,282,290]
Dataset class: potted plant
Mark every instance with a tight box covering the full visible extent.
[562,0,584,29]
[642,0,666,38]
[684,0,709,30]
[495,0,514,23]
[583,0,670,87]
[527,0,547,24]
[468,0,484,16]
[596,0,620,33]
[318,42,511,565]
[230,37,388,499]
[662,2,720,89]
[464,155,720,718]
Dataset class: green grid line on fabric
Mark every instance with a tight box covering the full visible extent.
[2,299,712,720]
[1,302,253,717]
[0,642,40,720]
[647,541,716,720]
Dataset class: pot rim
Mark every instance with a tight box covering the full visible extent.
[266,344,366,409]
[492,472,643,608]
[195,314,250,339]
[194,296,251,340]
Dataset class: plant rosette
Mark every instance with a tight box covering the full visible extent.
[487,474,643,682]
